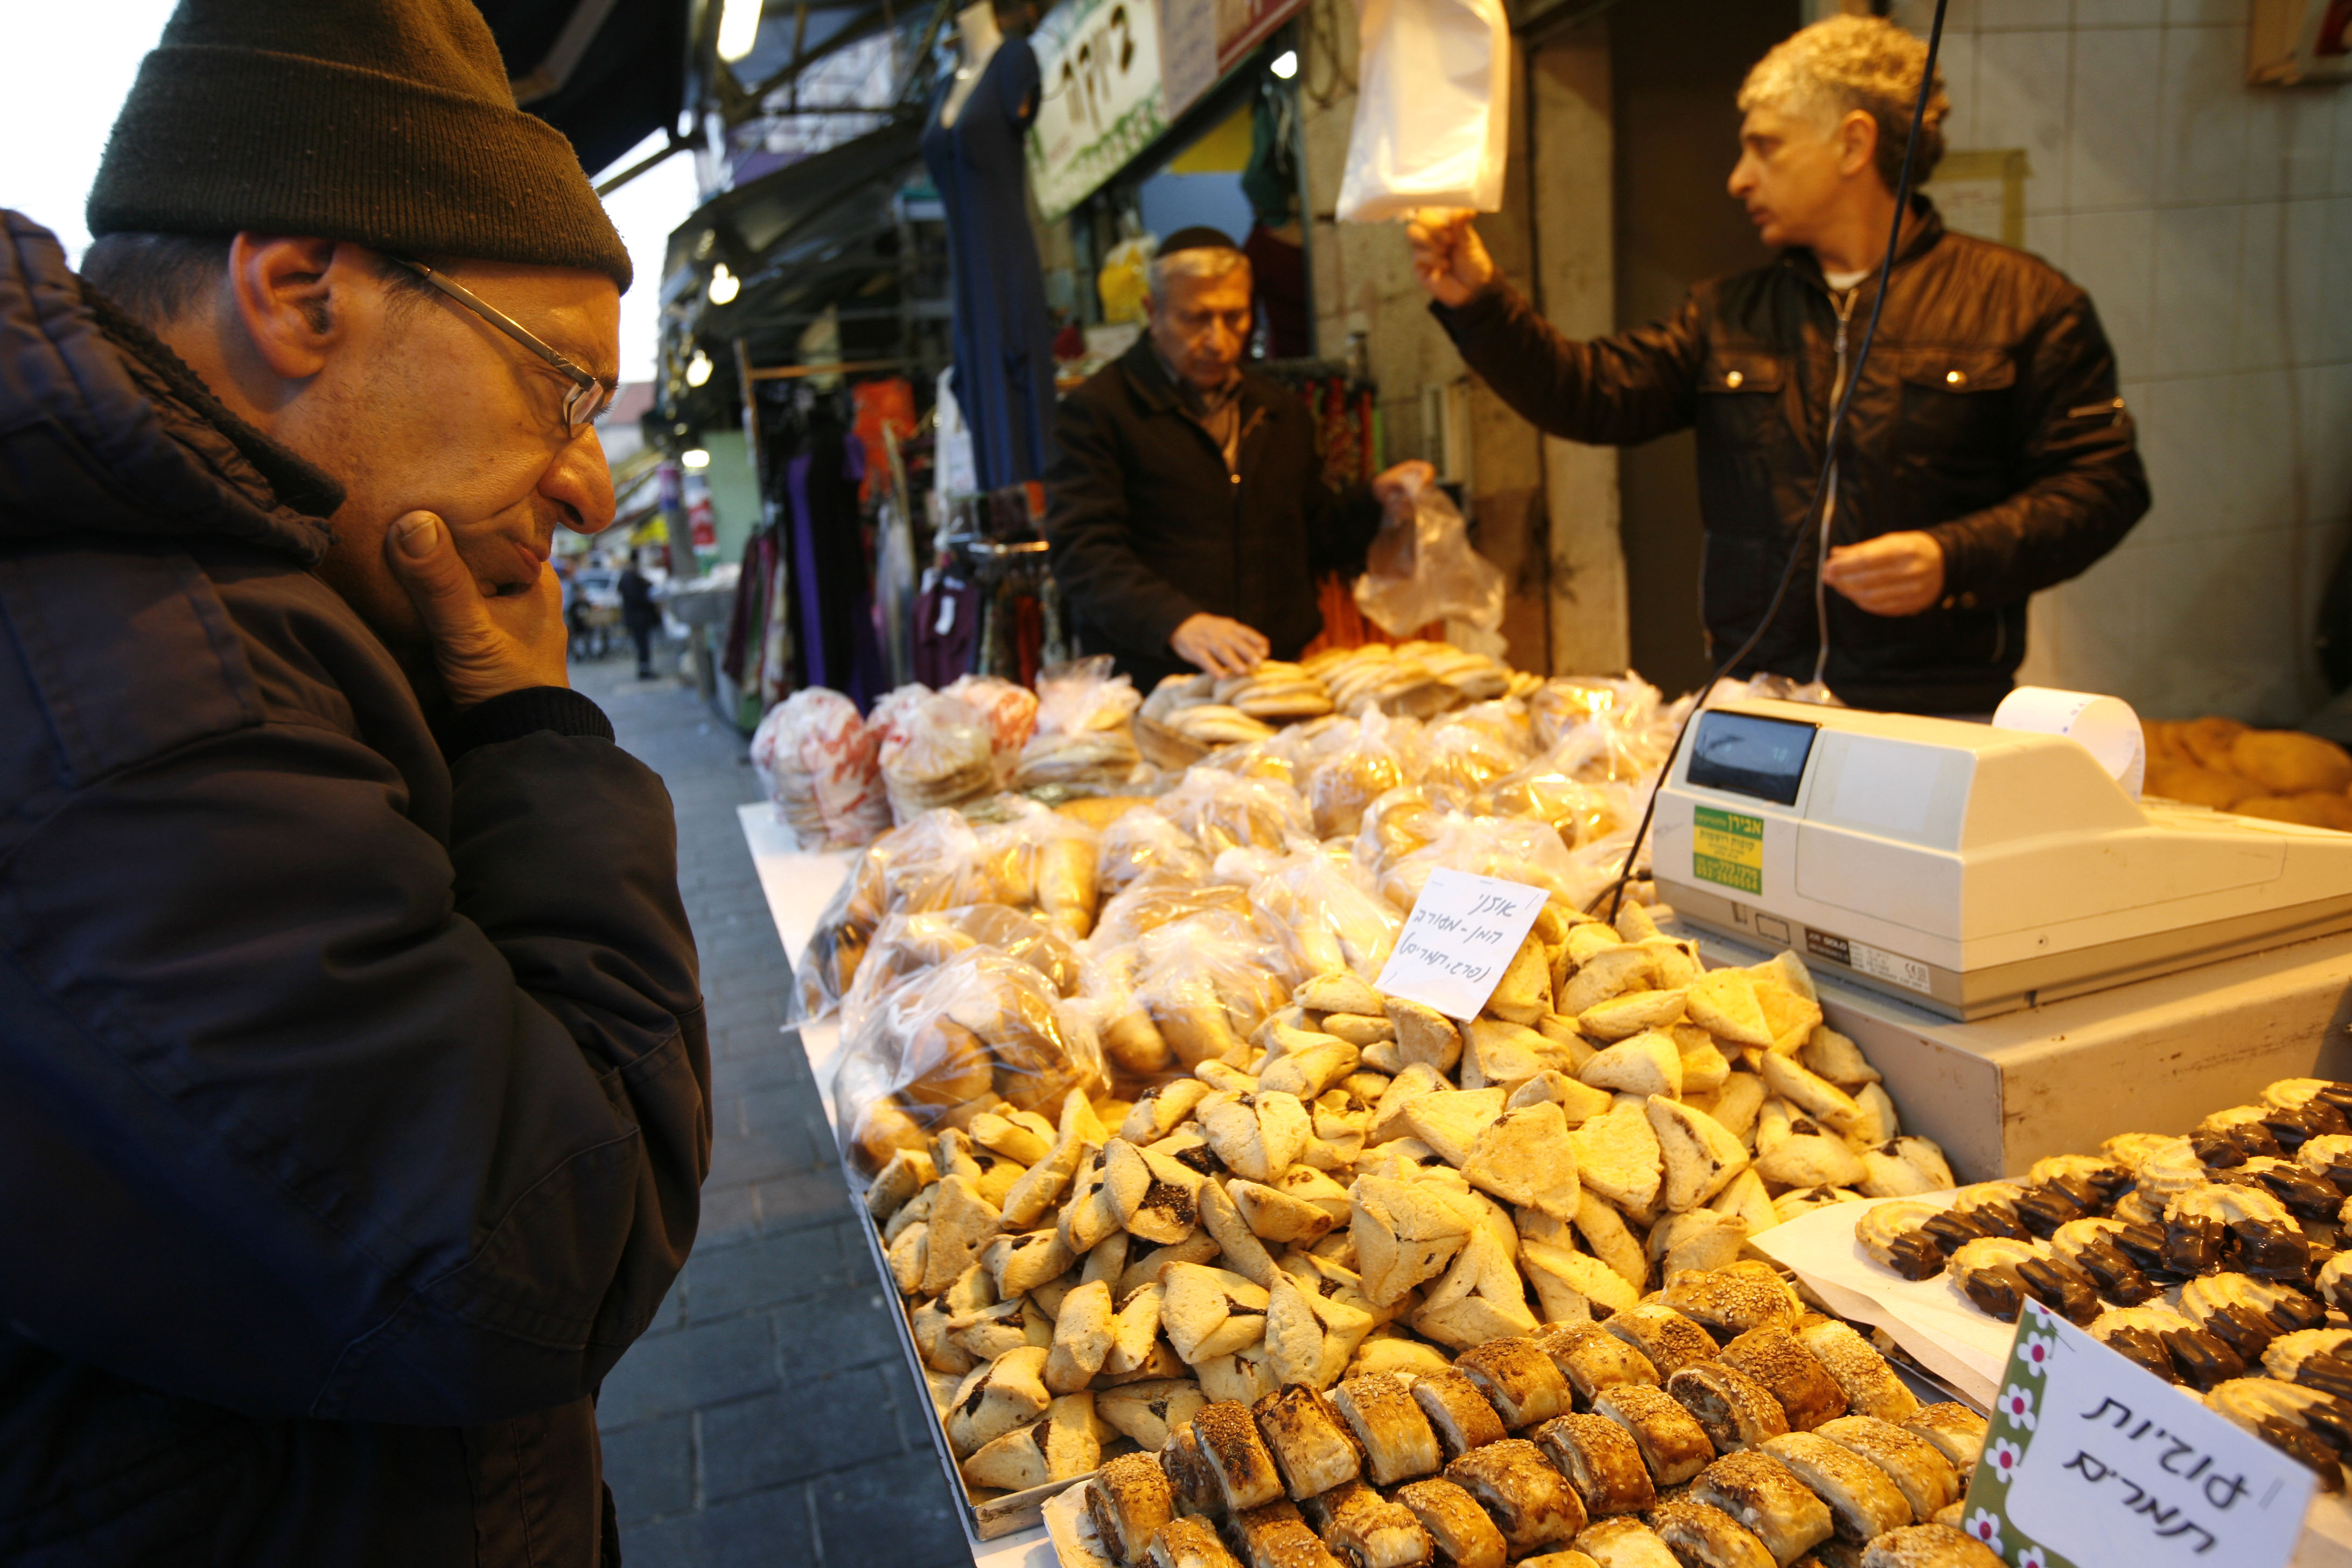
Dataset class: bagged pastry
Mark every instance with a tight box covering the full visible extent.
[1378,809,1580,909]
[879,690,998,822]
[1088,867,1256,951]
[1098,808,1212,897]
[1250,849,1404,982]
[1131,907,1292,1069]
[792,808,993,1020]
[1014,656,1144,790]
[1305,710,1409,839]
[839,904,1082,1041]
[1153,768,1314,858]
[836,946,1104,1171]
[748,687,890,850]
[942,673,1040,784]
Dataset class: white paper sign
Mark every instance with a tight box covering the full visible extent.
[1374,869,1549,1021]
[1959,1298,2317,1568]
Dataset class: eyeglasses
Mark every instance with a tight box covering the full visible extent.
[387,257,617,435]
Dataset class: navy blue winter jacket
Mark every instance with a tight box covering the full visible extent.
[0,213,709,1565]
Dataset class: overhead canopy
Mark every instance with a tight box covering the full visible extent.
[479,0,692,177]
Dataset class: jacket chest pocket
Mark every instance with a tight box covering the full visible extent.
[1893,348,2014,474]
[1694,351,1788,540]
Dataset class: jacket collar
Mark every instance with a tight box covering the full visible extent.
[0,210,339,563]
[1118,334,1272,421]
[1783,193,1947,294]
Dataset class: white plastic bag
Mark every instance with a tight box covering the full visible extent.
[1354,473,1507,639]
[1334,0,1513,223]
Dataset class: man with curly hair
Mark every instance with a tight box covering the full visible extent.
[1410,16,2148,714]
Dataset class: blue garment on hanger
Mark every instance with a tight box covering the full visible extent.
[920,37,1059,491]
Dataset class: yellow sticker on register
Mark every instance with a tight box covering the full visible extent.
[1693,806,1764,895]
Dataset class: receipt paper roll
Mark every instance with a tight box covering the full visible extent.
[1991,685,2146,799]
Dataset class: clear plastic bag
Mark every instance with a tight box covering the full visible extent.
[879,691,998,822]
[1353,473,1506,639]
[1378,810,1580,910]
[1250,849,1404,982]
[748,688,890,850]
[1333,0,1513,223]
[839,903,1082,1042]
[792,808,995,1021]
[1014,656,1143,789]
[836,947,1104,1171]
[1097,808,1210,897]
[1130,908,1291,1069]
[943,674,1039,785]
[1305,710,1409,839]
[1151,769,1314,858]
[1088,868,1256,951]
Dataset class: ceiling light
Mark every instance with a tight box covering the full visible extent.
[717,0,762,62]
[685,350,713,387]
[706,263,739,304]
[1270,50,1298,80]
[681,447,711,469]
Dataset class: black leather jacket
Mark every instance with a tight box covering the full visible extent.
[1436,200,2150,712]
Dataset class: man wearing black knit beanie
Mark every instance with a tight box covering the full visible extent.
[0,3,707,1565]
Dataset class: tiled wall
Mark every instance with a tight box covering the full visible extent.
[1893,0,2352,723]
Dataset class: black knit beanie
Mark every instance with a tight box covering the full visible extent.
[87,0,632,291]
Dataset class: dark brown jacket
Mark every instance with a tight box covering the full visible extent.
[1435,200,2150,712]
[1044,339,1381,693]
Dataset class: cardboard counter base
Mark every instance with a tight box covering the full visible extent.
[1682,921,2352,1182]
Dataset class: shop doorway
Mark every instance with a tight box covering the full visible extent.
[1612,0,1799,696]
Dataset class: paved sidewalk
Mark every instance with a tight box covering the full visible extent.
[575,650,970,1568]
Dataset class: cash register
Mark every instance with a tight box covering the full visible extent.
[1650,698,2352,1020]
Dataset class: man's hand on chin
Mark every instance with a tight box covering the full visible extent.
[384,510,570,705]
[1171,613,1270,678]
[1824,531,1946,618]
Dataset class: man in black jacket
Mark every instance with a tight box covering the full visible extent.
[1045,227,1425,691]
[1409,16,2150,713]
[0,2,705,1564]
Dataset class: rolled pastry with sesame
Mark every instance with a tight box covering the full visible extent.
[1089,1452,1177,1567]
[1148,1515,1244,1568]
[1395,1477,1508,1568]
[1664,1362,1791,1453]
[1758,1432,1912,1544]
[1646,1500,1776,1568]
[1573,1516,1682,1568]
[1330,1372,1444,1488]
[1898,1404,1987,1474]
[1656,1262,1797,1341]
[1534,1412,1657,1519]
[1445,1438,1588,1558]
[1603,1305,1723,1378]
[1591,1383,1715,1487]
[1195,1401,1287,1514]
[1411,1367,1509,1462]
[1233,1502,1346,1568]
[1715,1326,1847,1432]
[1303,1480,1433,1568]
[1686,1450,1835,1566]
[1856,1523,2008,1568]
[1253,1385,1362,1502]
[1457,1338,1574,1431]
[1793,1320,1918,1424]
[1162,1423,1226,1518]
[1812,1416,1961,1522]
[1534,1323,1660,1408]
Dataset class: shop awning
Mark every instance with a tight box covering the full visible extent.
[479,0,692,177]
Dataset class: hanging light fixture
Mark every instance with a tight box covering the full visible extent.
[681,447,711,470]
[707,263,739,304]
[1270,49,1299,79]
[685,349,713,387]
[716,0,762,62]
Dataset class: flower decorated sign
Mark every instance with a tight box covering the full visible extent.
[1958,1299,2318,1567]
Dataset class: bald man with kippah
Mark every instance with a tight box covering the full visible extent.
[0,2,706,1562]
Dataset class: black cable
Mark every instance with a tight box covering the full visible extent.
[1603,0,1950,922]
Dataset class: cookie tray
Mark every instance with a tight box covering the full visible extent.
[842,1156,1095,1546]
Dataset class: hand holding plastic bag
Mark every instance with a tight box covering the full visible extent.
[1354,469,1506,640]
[1334,0,1513,223]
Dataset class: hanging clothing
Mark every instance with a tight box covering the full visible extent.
[921,39,1059,492]
[1243,225,1311,360]
[783,418,887,709]
[913,568,982,686]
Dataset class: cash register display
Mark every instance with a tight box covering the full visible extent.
[1686,711,1819,807]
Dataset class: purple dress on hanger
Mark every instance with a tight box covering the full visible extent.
[919,37,1059,491]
